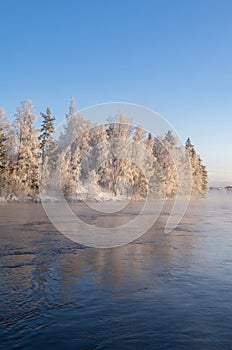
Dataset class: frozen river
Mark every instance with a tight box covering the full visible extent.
[0,191,232,349]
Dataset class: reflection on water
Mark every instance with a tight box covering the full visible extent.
[0,191,232,349]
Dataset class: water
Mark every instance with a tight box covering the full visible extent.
[0,191,232,349]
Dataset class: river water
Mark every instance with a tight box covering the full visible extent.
[0,191,232,349]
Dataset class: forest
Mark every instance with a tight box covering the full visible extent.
[0,99,208,201]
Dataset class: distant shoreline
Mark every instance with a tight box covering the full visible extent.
[209,186,232,192]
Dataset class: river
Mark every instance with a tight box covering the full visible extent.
[0,191,232,349]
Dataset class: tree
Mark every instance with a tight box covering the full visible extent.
[0,99,209,201]
[13,101,40,198]
[59,142,83,198]
[154,131,179,198]
[130,126,149,198]
[185,138,208,197]
[39,107,56,166]
[58,98,92,150]
[101,115,133,196]
[201,164,208,196]
[145,133,165,199]
[0,109,9,197]
[0,108,17,198]
[86,170,100,199]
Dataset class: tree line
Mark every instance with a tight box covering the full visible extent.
[0,99,208,201]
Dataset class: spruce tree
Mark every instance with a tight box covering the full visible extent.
[39,107,56,166]
[185,138,208,197]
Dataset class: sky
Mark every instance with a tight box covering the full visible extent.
[0,0,232,185]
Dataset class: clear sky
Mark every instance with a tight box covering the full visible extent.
[0,0,232,185]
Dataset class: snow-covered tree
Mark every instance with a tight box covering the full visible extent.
[101,115,133,196]
[0,109,8,197]
[201,163,208,196]
[39,107,56,165]
[154,131,179,198]
[56,99,94,198]
[13,101,40,198]
[58,98,92,150]
[145,133,165,198]
[86,170,100,199]
[0,100,208,201]
[58,142,84,198]
[130,126,149,197]
[0,108,17,198]
[185,138,208,197]
[0,127,7,171]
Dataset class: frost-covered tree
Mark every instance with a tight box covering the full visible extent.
[13,101,40,198]
[0,108,16,198]
[39,107,56,165]
[0,109,8,197]
[201,164,208,196]
[79,124,109,190]
[0,99,208,201]
[56,99,94,197]
[131,126,148,196]
[0,127,7,171]
[58,142,84,198]
[154,131,179,198]
[86,170,100,199]
[185,138,208,197]
[101,115,133,196]
[58,98,92,149]
[38,107,58,195]
[59,146,74,197]
[145,133,165,198]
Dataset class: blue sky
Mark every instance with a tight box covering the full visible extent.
[0,0,232,184]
